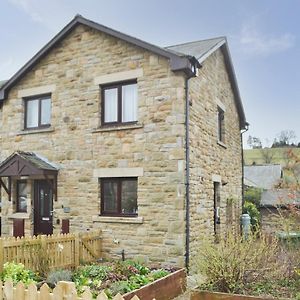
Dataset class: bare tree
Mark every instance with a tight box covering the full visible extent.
[278,130,296,146]
[260,147,275,164]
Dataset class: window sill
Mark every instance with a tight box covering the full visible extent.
[8,212,30,219]
[17,127,55,136]
[92,215,143,224]
[92,123,143,133]
[217,140,227,149]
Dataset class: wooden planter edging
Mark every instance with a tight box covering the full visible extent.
[123,268,186,300]
[191,290,287,300]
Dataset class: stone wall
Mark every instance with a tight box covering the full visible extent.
[188,48,243,258]
[0,24,243,267]
[0,24,186,266]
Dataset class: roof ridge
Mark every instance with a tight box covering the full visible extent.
[165,36,226,49]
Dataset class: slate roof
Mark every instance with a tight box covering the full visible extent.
[16,151,58,171]
[165,37,225,62]
[244,164,283,189]
[0,80,7,88]
[0,15,246,128]
[166,37,246,128]
[0,151,58,176]
[260,189,300,207]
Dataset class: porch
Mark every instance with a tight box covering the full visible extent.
[0,151,60,237]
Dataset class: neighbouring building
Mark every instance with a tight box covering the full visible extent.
[244,164,300,234]
[0,15,246,267]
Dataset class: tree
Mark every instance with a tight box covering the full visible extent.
[273,130,297,147]
[247,135,262,149]
[260,147,275,164]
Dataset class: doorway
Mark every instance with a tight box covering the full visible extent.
[213,181,221,239]
[34,180,53,235]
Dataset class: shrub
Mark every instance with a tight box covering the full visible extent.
[192,232,285,294]
[243,201,260,230]
[1,262,37,286]
[244,187,262,207]
[47,269,73,285]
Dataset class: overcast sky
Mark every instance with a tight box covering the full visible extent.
[0,0,299,148]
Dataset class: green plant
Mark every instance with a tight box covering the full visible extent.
[47,269,73,285]
[72,264,111,294]
[1,262,37,286]
[244,187,262,207]
[149,269,170,280]
[243,201,260,230]
[192,232,284,294]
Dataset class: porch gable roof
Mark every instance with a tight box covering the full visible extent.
[0,151,58,177]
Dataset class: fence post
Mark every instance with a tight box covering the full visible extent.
[0,238,4,273]
[56,281,77,298]
[74,232,80,267]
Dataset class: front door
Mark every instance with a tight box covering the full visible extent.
[34,180,53,235]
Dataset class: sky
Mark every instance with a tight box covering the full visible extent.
[0,0,299,148]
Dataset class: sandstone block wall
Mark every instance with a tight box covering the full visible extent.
[0,24,186,266]
[188,49,243,258]
[0,24,243,267]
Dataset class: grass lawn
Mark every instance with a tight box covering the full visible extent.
[244,147,300,166]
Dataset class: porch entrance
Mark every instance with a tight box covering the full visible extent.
[0,151,58,237]
[34,180,53,235]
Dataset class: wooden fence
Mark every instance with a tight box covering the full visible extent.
[0,230,102,272]
[0,280,144,300]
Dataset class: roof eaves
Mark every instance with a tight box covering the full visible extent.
[0,15,196,102]
[220,41,246,129]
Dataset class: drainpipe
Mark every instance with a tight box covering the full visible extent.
[184,59,200,271]
[241,123,249,207]
[185,77,191,271]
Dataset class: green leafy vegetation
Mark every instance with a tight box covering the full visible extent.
[243,201,260,230]
[0,260,171,298]
[244,187,262,207]
[72,260,170,298]
[1,262,38,286]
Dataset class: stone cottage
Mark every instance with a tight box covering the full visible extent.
[0,15,247,267]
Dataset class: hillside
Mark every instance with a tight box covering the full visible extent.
[244,147,300,166]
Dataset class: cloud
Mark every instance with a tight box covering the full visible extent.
[239,21,295,56]
[7,0,72,31]
[0,57,15,79]
[8,0,43,23]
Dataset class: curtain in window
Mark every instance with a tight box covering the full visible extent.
[104,88,118,122]
[26,99,39,127]
[41,98,51,125]
[122,84,137,122]
[103,181,118,213]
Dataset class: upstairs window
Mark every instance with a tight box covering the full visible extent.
[101,178,138,216]
[25,95,51,129]
[217,107,225,143]
[102,81,138,125]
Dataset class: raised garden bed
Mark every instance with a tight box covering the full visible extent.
[191,290,284,300]
[0,261,186,299]
[123,269,186,300]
